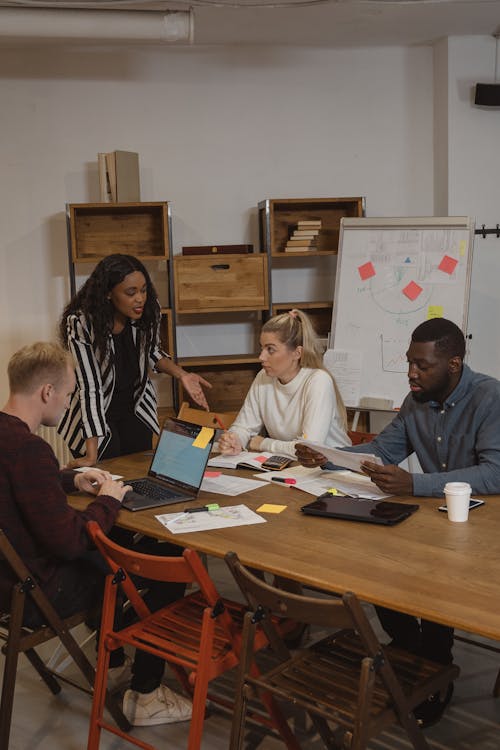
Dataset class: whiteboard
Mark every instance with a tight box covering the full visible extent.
[329,217,475,409]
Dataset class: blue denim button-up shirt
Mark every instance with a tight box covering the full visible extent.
[341,365,500,497]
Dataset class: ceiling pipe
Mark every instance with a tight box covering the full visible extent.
[0,8,194,43]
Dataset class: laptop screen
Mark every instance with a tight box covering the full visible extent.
[150,417,214,491]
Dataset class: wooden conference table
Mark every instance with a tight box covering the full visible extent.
[69,451,500,643]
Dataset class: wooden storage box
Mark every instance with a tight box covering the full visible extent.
[177,355,261,412]
[174,255,268,313]
[159,308,174,356]
[68,202,170,261]
[259,197,364,256]
[272,302,333,338]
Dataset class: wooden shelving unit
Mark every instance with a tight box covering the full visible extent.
[173,252,268,411]
[259,197,365,328]
[175,354,262,412]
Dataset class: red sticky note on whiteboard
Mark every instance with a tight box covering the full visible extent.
[358,261,376,281]
[438,255,458,275]
[402,281,423,301]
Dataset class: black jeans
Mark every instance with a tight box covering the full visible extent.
[376,605,454,665]
[101,411,153,460]
[24,538,185,694]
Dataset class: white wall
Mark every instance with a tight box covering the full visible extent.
[434,36,500,376]
[0,42,434,403]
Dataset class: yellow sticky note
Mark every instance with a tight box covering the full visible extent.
[192,427,214,449]
[257,504,287,514]
[427,305,443,320]
[459,240,466,256]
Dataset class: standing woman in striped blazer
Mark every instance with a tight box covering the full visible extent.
[58,253,211,468]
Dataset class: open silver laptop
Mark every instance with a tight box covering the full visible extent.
[122,417,215,511]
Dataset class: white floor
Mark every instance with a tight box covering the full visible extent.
[3,557,500,750]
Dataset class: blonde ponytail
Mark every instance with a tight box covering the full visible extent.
[261,309,347,430]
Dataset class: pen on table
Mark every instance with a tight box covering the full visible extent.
[185,503,220,514]
[271,477,296,485]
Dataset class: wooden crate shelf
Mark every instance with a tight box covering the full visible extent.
[176,354,261,412]
[271,301,333,338]
[68,202,170,261]
[259,197,364,256]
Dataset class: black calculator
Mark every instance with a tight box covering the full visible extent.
[261,455,293,470]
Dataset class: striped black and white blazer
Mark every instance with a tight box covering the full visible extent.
[57,312,169,459]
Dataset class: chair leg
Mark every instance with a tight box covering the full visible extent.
[87,644,111,750]
[24,647,62,694]
[494,666,500,697]
[0,593,25,750]
[351,657,375,750]
[229,683,251,750]
[187,609,214,750]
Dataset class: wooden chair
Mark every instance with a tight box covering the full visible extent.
[348,430,377,446]
[0,529,129,750]
[177,401,238,432]
[86,521,298,750]
[225,550,460,750]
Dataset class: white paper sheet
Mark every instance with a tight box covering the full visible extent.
[200,474,268,496]
[298,441,383,473]
[323,349,362,408]
[75,467,123,480]
[254,465,389,499]
[294,470,390,499]
[155,504,266,534]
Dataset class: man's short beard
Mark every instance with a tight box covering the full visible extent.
[411,390,432,404]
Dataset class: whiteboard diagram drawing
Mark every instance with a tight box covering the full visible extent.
[330,217,474,409]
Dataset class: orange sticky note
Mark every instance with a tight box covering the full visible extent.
[358,261,376,281]
[254,455,268,464]
[204,471,221,478]
[402,281,423,301]
[257,504,287,514]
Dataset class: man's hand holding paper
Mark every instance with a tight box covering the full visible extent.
[296,440,383,474]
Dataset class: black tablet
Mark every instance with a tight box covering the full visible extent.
[301,495,419,526]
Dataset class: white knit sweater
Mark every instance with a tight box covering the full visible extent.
[229,367,350,458]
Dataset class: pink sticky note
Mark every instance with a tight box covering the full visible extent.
[438,255,458,275]
[255,455,268,463]
[358,261,376,281]
[204,471,221,478]
[402,281,423,301]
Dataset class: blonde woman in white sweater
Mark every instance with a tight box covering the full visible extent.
[218,309,350,458]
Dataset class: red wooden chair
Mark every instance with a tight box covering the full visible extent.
[348,430,377,445]
[86,521,300,750]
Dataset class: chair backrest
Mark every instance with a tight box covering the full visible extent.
[87,522,239,638]
[0,529,58,625]
[177,402,239,431]
[348,430,377,446]
[225,551,354,633]
[226,550,400,673]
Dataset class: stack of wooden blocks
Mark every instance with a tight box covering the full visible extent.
[284,219,322,252]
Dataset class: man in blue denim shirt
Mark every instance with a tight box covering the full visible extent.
[297,317,500,726]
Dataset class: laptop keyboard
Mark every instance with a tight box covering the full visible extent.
[129,479,180,501]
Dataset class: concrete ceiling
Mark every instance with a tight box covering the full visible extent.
[0,0,499,46]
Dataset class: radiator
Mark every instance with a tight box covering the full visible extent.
[37,425,71,466]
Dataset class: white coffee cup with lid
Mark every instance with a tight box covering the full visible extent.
[444,481,471,522]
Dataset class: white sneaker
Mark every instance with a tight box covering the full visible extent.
[123,685,193,727]
[107,655,133,693]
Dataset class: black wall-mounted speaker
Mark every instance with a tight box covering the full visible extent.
[474,83,500,107]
